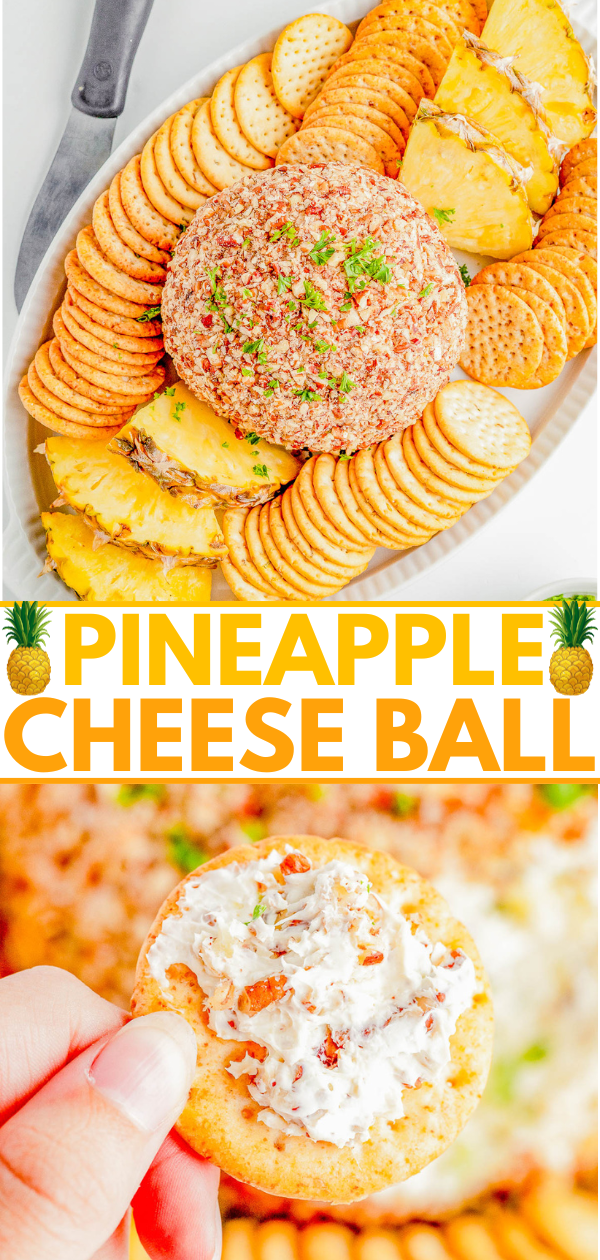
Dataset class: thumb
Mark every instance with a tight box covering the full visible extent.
[0,1012,198,1260]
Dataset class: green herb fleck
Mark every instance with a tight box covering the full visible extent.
[418,282,435,299]
[277,275,294,295]
[338,450,351,460]
[245,432,260,446]
[264,379,279,397]
[242,337,268,365]
[117,784,166,807]
[315,339,336,354]
[293,387,322,402]
[459,263,471,287]
[239,818,267,842]
[222,441,229,448]
[391,792,418,818]
[336,370,355,395]
[537,784,592,810]
[300,279,327,311]
[167,823,207,873]
[173,401,186,422]
[270,220,300,246]
[243,287,253,299]
[135,305,162,323]
[242,237,251,248]
[343,236,392,293]
[252,902,265,919]
[205,266,233,332]
[164,386,176,396]
[241,367,253,376]
[308,229,336,266]
[253,463,269,478]
[432,207,455,227]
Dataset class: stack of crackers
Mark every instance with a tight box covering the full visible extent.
[220,381,531,601]
[461,139,597,388]
[277,0,487,171]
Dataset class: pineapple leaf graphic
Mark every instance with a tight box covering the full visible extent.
[4,601,52,695]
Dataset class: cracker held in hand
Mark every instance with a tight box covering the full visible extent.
[132,835,493,1202]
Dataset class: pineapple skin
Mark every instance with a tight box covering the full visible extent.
[549,646,593,695]
[7,646,51,695]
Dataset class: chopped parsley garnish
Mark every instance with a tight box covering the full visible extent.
[242,338,268,365]
[308,229,336,266]
[315,339,336,354]
[337,370,355,394]
[432,207,455,227]
[173,401,186,421]
[277,275,294,295]
[136,305,162,322]
[391,791,418,818]
[459,263,471,288]
[338,450,351,460]
[253,463,269,478]
[164,386,176,396]
[205,266,233,332]
[117,784,166,807]
[340,298,352,312]
[537,783,592,810]
[300,279,327,311]
[242,287,253,299]
[242,237,251,248]
[418,282,435,299]
[222,441,229,448]
[270,220,300,246]
[241,367,253,376]
[239,818,266,842]
[252,902,265,919]
[264,379,279,397]
[245,432,260,446]
[166,823,207,873]
[343,236,392,293]
[294,387,322,402]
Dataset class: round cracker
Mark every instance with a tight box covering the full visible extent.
[279,489,369,579]
[333,50,425,107]
[559,139,597,187]
[108,172,170,266]
[541,246,597,346]
[353,446,441,535]
[211,68,274,170]
[141,133,195,227]
[549,195,596,222]
[384,433,473,517]
[359,0,481,38]
[267,498,349,587]
[271,14,353,119]
[61,293,163,368]
[403,429,488,504]
[371,442,458,532]
[471,261,567,333]
[413,417,502,491]
[222,507,278,595]
[505,289,566,387]
[55,304,162,375]
[320,68,418,123]
[297,457,371,553]
[154,114,209,210]
[291,478,372,567]
[76,225,164,306]
[422,400,505,480]
[220,555,279,602]
[355,30,446,91]
[459,285,544,388]
[245,504,306,600]
[64,248,152,320]
[170,99,219,197]
[57,336,165,396]
[305,87,409,143]
[358,4,461,49]
[512,252,591,357]
[68,282,162,339]
[65,290,163,354]
[34,342,133,416]
[357,11,455,65]
[434,381,531,469]
[120,154,181,251]
[560,175,596,199]
[18,374,121,439]
[311,454,376,550]
[131,834,493,1202]
[48,339,148,408]
[27,359,132,429]
[538,212,597,240]
[235,54,300,159]
[348,458,426,546]
[92,191,167,284]
[276,125,384,173]
[537,227,597,261]
[192,99,255,191]
[334,457,398,547]
[259,504,338,598]
[528,248,596,343]
[306,100,405,151]
[302,109,401,176]
[338,43,434,99]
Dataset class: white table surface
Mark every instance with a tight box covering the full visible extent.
[3,0,597,600]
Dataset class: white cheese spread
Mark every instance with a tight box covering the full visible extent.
[148,850,476,1147]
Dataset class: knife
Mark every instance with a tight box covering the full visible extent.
[14,0,155,311]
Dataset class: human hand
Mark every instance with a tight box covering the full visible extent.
[0,966,220,1260]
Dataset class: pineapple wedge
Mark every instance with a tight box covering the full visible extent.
[42,513,212,603]
[400,101,534,259]
[435,35,563,215]
[45,436,226,566]
[109,382,301,508]
[482,0,596,147]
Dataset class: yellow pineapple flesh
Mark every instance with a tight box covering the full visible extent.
[42,513,212,603]
[7,646,51,695]
[109,383,301,508]
[400,101,534,259]
[482,0,596,146]
[46,436,226,566]
[435,35,561,215]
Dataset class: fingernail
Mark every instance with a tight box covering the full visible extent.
[88,1012,197,1132]
[213,1199,222,1260]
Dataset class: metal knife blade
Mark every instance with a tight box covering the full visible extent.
[14,109,116,311]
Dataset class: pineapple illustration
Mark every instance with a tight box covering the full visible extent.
[4,601,52,695]
[548,597,595,696]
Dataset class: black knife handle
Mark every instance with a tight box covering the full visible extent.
[71,0,154,118]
